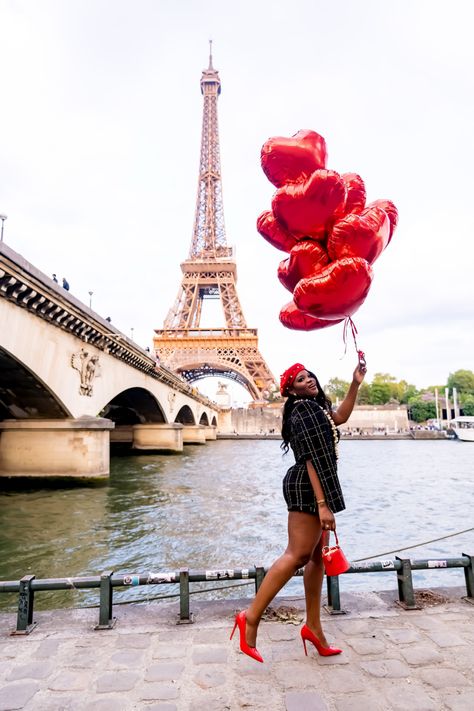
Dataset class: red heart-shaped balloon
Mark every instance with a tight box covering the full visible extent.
[367,199,398,243]
[256,210,297,253]
[339,173,366,216]
[261,129,327,188]
[280,301,344,331]
[328,206,390,265]
[272,169,346,238]
[278,240,329,292]
[294,257,373,320]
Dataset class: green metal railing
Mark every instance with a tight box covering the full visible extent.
[1,553,473,635]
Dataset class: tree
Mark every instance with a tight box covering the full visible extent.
[325,377,350,401]
[447,370,474,394]
[357,382,371,405]
[395,380,418,404]
[408,397,437,423]
[369,382,392,404]
[461,394,474,416]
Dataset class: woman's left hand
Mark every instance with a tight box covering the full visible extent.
[353,360,367,385]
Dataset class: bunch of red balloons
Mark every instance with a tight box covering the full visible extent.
[257,130,398,331]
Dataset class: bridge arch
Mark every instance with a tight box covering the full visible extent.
[175,405,195,425]
[199,412,210,426]
[100,387,167,425]
[0,347,71,420]
[178,362,260,400]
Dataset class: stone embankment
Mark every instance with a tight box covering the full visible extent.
[0,587,473,710]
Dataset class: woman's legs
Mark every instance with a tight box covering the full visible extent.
[303,530,330,645]
[244,512,320,647]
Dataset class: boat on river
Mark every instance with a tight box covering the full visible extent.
[450,416,474,441]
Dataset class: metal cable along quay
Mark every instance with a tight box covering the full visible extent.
[1,542,473,635]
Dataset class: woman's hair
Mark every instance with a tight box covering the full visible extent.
[281,371,332,454]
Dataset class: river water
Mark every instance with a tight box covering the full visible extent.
[0,439,472,611]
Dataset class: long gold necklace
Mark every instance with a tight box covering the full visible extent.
[323,409,339,460]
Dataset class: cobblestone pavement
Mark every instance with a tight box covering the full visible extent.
[0,588,473,710]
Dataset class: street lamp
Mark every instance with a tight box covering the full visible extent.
[0,214,7,242]
[88,290,93,309]
[130,327,134,340]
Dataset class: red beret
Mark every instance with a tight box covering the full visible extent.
[280,363,306,396]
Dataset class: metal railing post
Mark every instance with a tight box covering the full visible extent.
[95,571,116,630]
[254,566,265,594]
[462,553,474,603]
[324,574,346,615]
[177,568,193,623]
[12,575,37,635]
[395,557,419,610]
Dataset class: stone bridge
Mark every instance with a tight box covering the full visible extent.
[0,242,221,480]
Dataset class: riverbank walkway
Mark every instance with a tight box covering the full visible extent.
[0,586,473,710]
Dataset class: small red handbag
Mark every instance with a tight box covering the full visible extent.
[322,531,350,576]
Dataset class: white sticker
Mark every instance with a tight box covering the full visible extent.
[205,569,235,580]
[381,559,395,570]
[427,560,447,568]
[241,568,249,579]
[147,572,176,584]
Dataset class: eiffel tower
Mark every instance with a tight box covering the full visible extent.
[154,45,277,401]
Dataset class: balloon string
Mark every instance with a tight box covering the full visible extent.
[342,317,366,368]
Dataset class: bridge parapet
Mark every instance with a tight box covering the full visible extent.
[0,242,217,410]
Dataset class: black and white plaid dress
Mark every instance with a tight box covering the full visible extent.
[283,399,346,514]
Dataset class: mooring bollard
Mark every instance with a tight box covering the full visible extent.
[178,568,193,623]
[254,566,265,594]
[463,553,474,604]
[395,557,419,610]
[325,574,346,615]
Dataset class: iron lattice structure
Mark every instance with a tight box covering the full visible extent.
[154,47,277,401]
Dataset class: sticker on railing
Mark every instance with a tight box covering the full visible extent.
[205,569,235,580]
[123,575,140,586]
[427,560,447,568]
[241,568,249,579]
[381,559,395,569]
[147,572,176,584]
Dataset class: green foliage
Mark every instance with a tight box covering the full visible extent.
[357,382,371,405]
[407,397,437,423]
[369,382,392,404]
[447,369,474,394]
[325,377,350,400]
[461,394,474,416]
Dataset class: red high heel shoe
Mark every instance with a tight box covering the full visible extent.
[230,611,264,663]
[301,624,342,657]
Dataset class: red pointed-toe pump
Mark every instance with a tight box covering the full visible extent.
[301,623,342,657]
[230,611,264,663]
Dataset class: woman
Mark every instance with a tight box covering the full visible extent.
[230,359,366,662]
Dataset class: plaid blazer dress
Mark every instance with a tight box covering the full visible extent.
[282,399,346,514]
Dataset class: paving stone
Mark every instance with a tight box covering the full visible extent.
[147,705,178,711]
[410,616,445,631]
[285,690,329,711]
[193,668,226,689]
[108,650,144,668]
[323,668,365,693]
[334,694,386,711]
[32,695,84,711]
[137,684,180,701]
[65,650,98,669]
[425,630,468,647]
[0,682,40,711]
[359,658,410,678]
[35,639,63,658]
[419,667,470,689]
[399,645,443,665]
[270,641,306,662]
[267,624,298,642]
[48,670,89,691]
[192,646,227,664]
[144,662,185,682]
[115,633,150,649]
[84,699,131,711]
[6,660,54,681]
[443,690,474,711]
[151,644,184,660]
[385,683,438,710]
[274,661,322,688]
[345,637,386,655]
[336,620,371,636]
[187,699,230,711]
[96,670,140,693]
[383,627,422,644]
[192,627,230,644]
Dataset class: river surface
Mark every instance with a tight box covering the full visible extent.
[0,439,472,611]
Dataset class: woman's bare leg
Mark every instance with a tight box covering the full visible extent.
[244,512,320,647]
[303,531,331,646]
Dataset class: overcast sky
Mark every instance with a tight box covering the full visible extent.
[1,0,473,403]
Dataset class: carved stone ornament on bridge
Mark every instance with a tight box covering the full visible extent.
[71,349,101,396]
[168,391,176,414]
